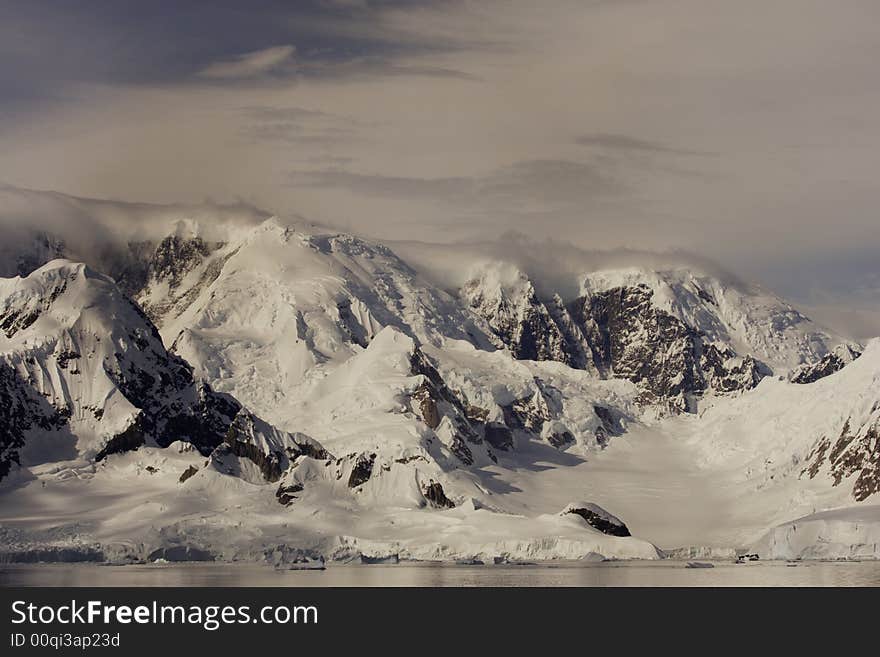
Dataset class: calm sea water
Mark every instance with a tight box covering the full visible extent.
[3,561,880,587]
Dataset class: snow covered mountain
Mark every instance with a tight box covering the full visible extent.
[462,264,839,413]
[0,259,303,479]
[1,207,877,564]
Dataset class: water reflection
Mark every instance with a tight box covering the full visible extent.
[3,561,880,587]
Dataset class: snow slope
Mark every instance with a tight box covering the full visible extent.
[0,259,287,470]
[162,219,496,419]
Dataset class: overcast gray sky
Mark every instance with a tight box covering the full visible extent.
[1,0,879,332]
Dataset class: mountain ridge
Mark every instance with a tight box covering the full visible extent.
[1,213,876,563]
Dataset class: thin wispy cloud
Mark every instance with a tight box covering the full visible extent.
[575,134,714,157]
[289,158,625,219]
[199,45,296,79]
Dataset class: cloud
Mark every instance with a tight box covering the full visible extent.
[387,232,746,302]
[287,158,625,223]
[575,134,713,157]
[290,169,474,199]
[238,104,364,146]
[0,183,269,270]
[1,0,880,316]
[298,57,482,81]
[199,45,296,79]
[240,105,337,122]
[291,158,621,197]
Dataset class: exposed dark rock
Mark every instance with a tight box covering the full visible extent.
[700,343,767,393]
[1,277,67,339]
[336,298,372,348]
[546,293,594,369]
[803,435,830,480]
[98,301,242,457]
[566,285,767,413]
[0,232,66,279]
[0,547,104,564]
[276,482,304,506]
[56,350,81,370]
[449,436,475,466]
[547,430,575,448]
[348,452,376,488]
[852,433,880,502]
[563,503,631,537]
[0,361,70,480]
[225,425,284,483]
[178,465,199,483]
[293,438,330,462]
[360,554,399,565]
[101,240,154,298]
[790,344,862,384]
[0,260,247,470]
[462,273,571,364]
[148,546,214,562]
[95,420,147,462]
[693,284,717,306]
[408,345,488,463]
[222,409,329,483]
[412,383,441,429]
[409,348,459,407]
[149,235,214,291]
[103,234,229,324]
[569,285,703,413]
[484,423,513,451]
[802,418,880,501]
[466,405,489,423]
[395,455,429,465]
[422,480,455,508]
[502,392,551,434]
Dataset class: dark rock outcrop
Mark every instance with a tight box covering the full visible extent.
[0,275,68,339]
[547,430,575,448]
[149,235,215,291]
[790,344,862,384]
[422,480,455,508]
[276,482,304,506]
[700,343,767,393]
[0,362,70,479]
[348,452,377,488]
[148,546,214,562]
[502,392,551,434]
[570,285,704,412]
[563,502,631,537]
[178,465,199,483]
[484,423,514,451]
[802,418,880,501]
[95,421,147,462]
[464,272,770,414]
[462,272,571,364]
[222,409,330,483]
[409,345,488,463]
[568,285,767,413]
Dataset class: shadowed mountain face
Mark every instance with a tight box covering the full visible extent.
[464,268,787,413]
[0,259,284,476]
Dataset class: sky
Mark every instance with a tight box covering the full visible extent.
[1,0,879,334]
